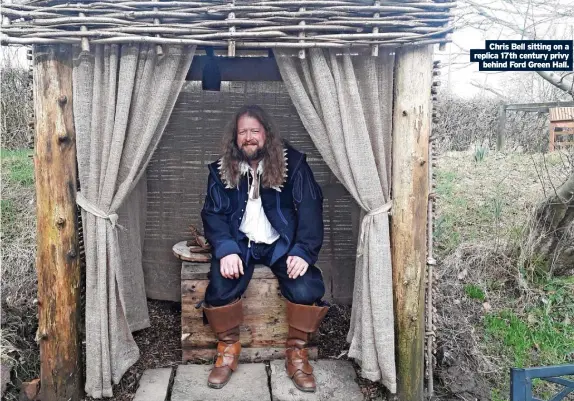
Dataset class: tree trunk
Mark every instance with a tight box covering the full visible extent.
[33,44,83,400]
[522,173,574,276]
[391,44,432,401]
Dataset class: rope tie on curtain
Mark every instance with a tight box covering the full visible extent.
[76,191,125,230]
[357,201,392,257]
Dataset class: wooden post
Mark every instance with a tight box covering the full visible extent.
[549,122,556,151]
[391,44,432,401]
[33,44,82,400]
[496,104,506,151]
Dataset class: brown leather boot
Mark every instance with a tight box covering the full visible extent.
[204,298,243,389]
[285,300,329,392]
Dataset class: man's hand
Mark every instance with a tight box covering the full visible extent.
[287,256,309,279]
[220,254,244,279]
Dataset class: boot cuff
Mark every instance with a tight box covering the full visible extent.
[286,300,329,333]
[204,298,244,334]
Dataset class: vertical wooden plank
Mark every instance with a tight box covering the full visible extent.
[566,121,574,150]
[33,44,82,400]
[549,122,556,151]
[510,368,527,401]
[497,104,506,151]
[391,44,432,401]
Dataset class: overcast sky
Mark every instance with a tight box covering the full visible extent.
[436,0,574,98]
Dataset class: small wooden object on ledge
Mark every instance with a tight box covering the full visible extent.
[184,242,210,253]
[173,241,211,262]
[173,224,213,262]
[188,224,210,250]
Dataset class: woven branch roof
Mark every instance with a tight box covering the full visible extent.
[1,0,454,51]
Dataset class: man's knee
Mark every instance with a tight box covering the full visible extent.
[205,258,251,306]
[205,278,240,306]
[287,289,318,305]
[283,278,325,305]
[205,292,233,307]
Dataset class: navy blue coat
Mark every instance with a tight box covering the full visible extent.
[201,146,324,266]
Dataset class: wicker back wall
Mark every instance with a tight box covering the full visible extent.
[143,80,360,304]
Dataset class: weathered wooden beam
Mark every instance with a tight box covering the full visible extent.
[186,55,282,81]
[505,101,574,111]
[391,44,432,401]
[33,43,82,400]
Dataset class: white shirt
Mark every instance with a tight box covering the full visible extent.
[239,162,280,245]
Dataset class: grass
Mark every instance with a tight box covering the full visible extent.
[483,277,574,396]
[434,170,463,253]
[1,198,15,224]
[464,284,486,301]
[434,152,567,246]
[1,149,34,240]
[1,148,38,400]
[433,165,512,254]
[1,148,34,186]
[1,198,19,242]
[434,151,574,401]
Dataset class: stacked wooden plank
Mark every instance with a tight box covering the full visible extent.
[180,262,318,363]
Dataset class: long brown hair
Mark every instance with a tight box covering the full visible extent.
[220,105,287,188]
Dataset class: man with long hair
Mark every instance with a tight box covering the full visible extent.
[201,105,329,392]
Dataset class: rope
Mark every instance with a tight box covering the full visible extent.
[76,191,124,230]
[357,201,392,257]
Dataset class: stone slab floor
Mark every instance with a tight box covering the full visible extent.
[135,360,364,401]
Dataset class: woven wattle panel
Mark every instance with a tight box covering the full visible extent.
[1,0,454,48]
[143,81,359,303]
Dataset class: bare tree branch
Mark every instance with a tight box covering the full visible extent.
[535,71,574,97]
[470,81,511,100]
[453,0,574,98]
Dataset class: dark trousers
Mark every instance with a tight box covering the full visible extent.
[205,240,325,307]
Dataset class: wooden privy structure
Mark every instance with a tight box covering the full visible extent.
[496,102,574,151]
[1,1,453,400]
[549,106,574,151]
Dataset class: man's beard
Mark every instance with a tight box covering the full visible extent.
[241,144,265,161]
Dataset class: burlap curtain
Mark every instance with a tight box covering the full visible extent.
[275,49,396,392]
[72,43,195,397]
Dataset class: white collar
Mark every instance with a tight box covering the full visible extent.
[218,148,288,191]
[239,160,264,176]
[240,159,284,192]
